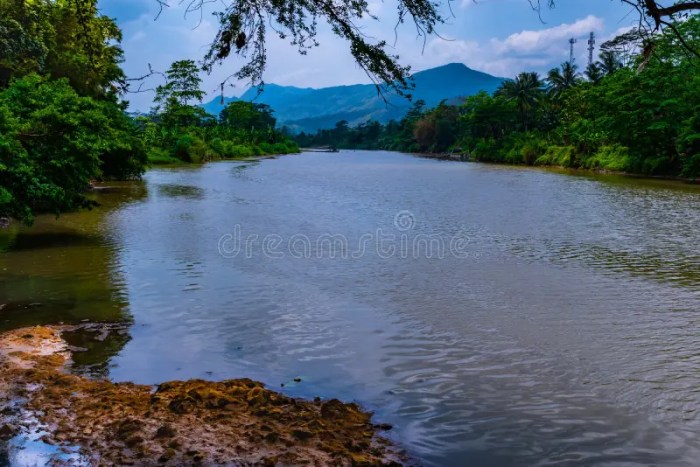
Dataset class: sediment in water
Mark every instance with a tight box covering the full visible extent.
[0,325,403,465]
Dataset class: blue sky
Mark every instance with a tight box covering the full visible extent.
[99,0,641,111]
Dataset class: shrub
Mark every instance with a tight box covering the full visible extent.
[147,147,181,165]
[0,75,147,223]
[681,153,700,178]
[582,145,631,172]
[174,135,216,163]
[272,142,289,154]
[230,144,255,158]
[535,146,577,168]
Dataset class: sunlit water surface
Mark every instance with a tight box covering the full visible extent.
[3,151,700,465]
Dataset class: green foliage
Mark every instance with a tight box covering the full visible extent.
[143,61,298,164]
[535,146,577,168]
[155,60,205,106]
[0,0,148,223]
[174,134,212,163]
[0,75,145,223]
[297,15,700,180]
[582,145,632,172]
[220,101,276,132]
[147,147,182,165]
[0,0,126,98]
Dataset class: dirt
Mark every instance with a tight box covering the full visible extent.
[0,325,405,466]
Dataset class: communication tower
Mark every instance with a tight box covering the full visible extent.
[569,37,577,64]
[587,32,596,66]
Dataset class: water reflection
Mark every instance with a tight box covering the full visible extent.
[3,154,700,465]
[0,182,145,350]
[156,183,205,199]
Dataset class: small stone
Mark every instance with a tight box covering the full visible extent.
[158,448,176,463]
[293,377,302,383]
[292,429,313,441]
[154,425,176,439]
[0,424,17,439]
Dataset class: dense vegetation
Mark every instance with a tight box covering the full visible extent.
[0,0,296,224]
[297,18,700,178]
[138,60,298,165]
[0,0,146,223]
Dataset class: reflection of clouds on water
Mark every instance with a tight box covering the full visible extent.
[10,153,700,466]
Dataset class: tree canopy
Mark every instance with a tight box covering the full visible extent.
[296,15,700,177]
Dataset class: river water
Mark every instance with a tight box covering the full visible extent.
[2,150,700,465]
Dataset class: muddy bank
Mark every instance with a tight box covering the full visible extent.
[0,326,404,466]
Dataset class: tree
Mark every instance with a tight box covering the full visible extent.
[546,62,581,98]
[155,60,205,106]
[585,62,604,83]
[598,50,623,76]
[0,75,146,223]
[219,101,276,132]
[0,0,126,97]
[496,72,544,131]
[0,17,47,87]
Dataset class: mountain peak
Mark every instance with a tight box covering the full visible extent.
[201,63,505,132]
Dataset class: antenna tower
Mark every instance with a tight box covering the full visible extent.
[569,37,577,64]
[587,32,596,66]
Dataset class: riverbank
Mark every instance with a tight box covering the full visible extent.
[413,151,700,185]
[0,325,403,465]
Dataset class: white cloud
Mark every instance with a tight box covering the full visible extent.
[117,5,611,111]
[396,15,605,78]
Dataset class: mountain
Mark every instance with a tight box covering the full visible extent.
[201,63,505,133]
[202,96,238,116]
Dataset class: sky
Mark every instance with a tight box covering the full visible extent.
[99,0,642,111]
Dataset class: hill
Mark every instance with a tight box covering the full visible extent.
[201,63,505,133]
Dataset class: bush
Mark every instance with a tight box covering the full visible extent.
[174,134,216,163]
[681,153,700,178]
[0,75,147,223]
[582,145,631,172]
[230,144,255,158]
[147,147,181,165]
[471,139,501,162]
[259,142,274,154]
[535,146,577,168]
[272,142,289,154]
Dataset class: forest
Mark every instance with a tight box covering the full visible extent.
[0,0,297,224]
[296,16,700,178]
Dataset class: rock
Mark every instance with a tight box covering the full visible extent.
[154,425,177,439]
[320,399,349,420]
[158,448,176,463]
[0,423,17,439]
[292,429,314,441]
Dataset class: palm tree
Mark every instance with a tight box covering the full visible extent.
[599,50,622,76]
[496,72,543,131]
[585,62,604,84]
[546,61,581,98]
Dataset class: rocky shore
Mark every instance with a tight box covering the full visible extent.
[0,326,404,466]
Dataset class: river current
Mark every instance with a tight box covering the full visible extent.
[2,150,700,465]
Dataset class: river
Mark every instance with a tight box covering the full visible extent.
[2,150,700,465]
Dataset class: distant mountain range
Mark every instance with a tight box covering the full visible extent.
[202,63,505,133]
